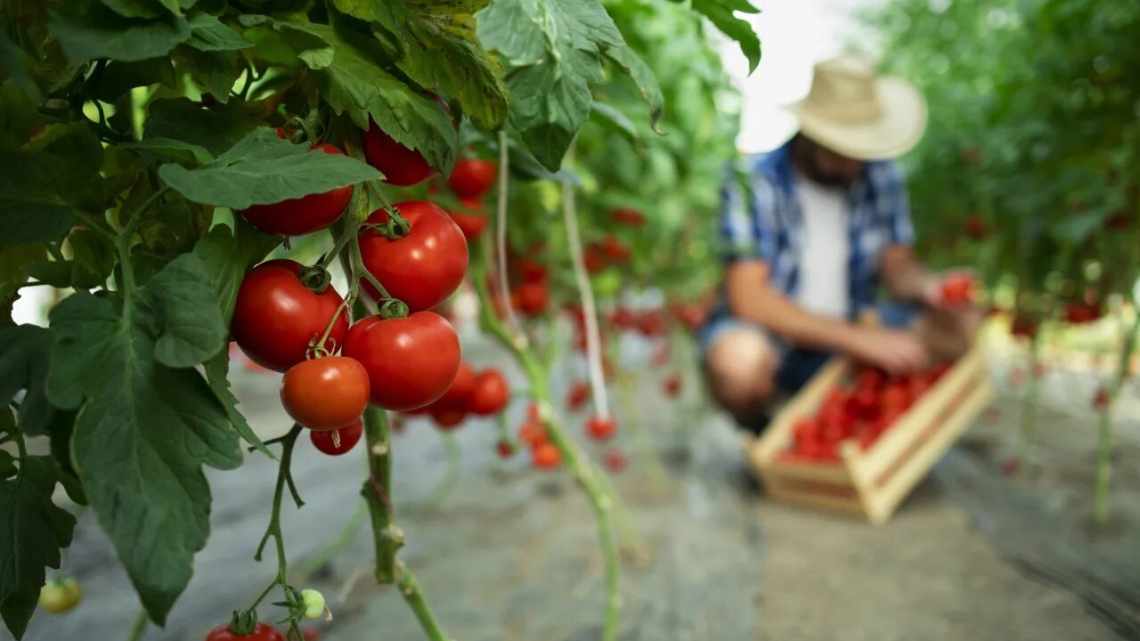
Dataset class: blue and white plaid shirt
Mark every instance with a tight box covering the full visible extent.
[719,139,915,320]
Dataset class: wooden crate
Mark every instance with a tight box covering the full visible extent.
[747,342,993,524]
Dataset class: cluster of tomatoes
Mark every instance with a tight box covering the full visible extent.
[231,123,503,456]
[781,363,951,463]
[205,623,320,641]
[402,362,510,430]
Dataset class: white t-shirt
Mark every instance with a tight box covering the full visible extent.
[793,171,850,319]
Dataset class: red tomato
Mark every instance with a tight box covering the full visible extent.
[240,144,352,236]
[513,282,548,316]
[881,384,911,416]
[603,448,628,474]
[515,258,548,284]
[1064,302,1101,324]
[448,210,488,241]
[585,416,617,441]
[1092,387,1110,411]
[281,357,370,430]
[447,158,497,199]
[302,628,321,641]
[496,439,515,459]
[940,274,975,306]
[532,442,561,470]
[430,406,466,430]
[526,402,542,423]
[342,312,461,411]
[205,623,284,641]
[310,419,363,456]
[358,201,469,311]
[566,380,590,411]
[468,369,509,415]
[232,260,348,372]
[599,236,630,262]
[663,374,682,398]
[518,421,547,448]
[363,121,434,186]
[855,367,886,392]
[584,246,607,273]
[610,208,646,226]
[434,361,476,410]
[1106,212,1132,230]
[964,214,988,240]
[636,311,666,337]
[1010,315,1038,339]
[792,418,819,449]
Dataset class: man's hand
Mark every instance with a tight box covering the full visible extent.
[843,326,930,374]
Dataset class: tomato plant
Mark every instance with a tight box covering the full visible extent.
[0,0,761,638]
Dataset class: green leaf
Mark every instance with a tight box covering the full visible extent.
[0,456,76,640]
[204,349,272,458]
[0,325,55,436]
[331,0,508,130]
[605,46,664,131]
[186,13,252,51]
[46,281,241,623]
[123,137,214,166]
[50,3,192,63]
[686,0,761,73]
[175,47,243,103]
[253,18,457,174]
[0,123,104,248]
[101,0,180,19]
[159,127,381,209]
[590,101,639,141]
[477,0,660,170]
[145,97,260,155]
[144,253,228,367]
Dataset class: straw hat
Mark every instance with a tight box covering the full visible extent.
[789,56,927,161]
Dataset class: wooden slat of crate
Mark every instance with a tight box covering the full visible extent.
[863,381,993,523]
[849,346,985,484]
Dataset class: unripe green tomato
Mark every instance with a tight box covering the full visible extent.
[592,270,622,298]
[39,578,81,614]
[300,588,326,620]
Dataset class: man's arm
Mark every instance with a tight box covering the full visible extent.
[880,244,937,304]
[726,259,929,372]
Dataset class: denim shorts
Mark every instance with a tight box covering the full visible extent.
[697,301,918,395]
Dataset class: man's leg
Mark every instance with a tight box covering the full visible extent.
[703,325,780,431]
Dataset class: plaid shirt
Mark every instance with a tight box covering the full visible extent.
[719,139,915,320]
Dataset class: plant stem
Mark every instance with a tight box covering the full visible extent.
[254,425,303,591]
[494,130,523,336]
[561,178,610,421]
[125,608,147,641]
[471,251,621,641]
[395,561,448,641]
[360,405,400,584]
[1093,311,1140,525]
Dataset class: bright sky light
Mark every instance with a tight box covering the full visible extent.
[721,1,880,153]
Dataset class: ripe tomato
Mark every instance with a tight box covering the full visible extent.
[636,311,666,337]
[232,260,348,372]
[518,421,547,448]
[603,449,628,474]
[585,416,617,441]
[663,374,681,398]
[513,282,548,316]
[240,144,352,236]
[448,210,488,240]
[515,258,548,284]
[281,357,370,430]
[302,628,321,641]
[447,158,497,199]
[964,215,988,240]
[434,361,476,410]
[1064,302,1101,324]
[496,439,515,459]
[342,312,461,411]
[940,274,975,306]
[310,419,363,456]
[1092,387,1110,411]
[599,236,631,262]
[363,121,433,186]
[566,380,590,411]
[205,622,285,641]
[584,246,607,273]
[881,384,911,416]
[532,442,561,470]
[610,208,646,227]
[468,369,509,415]
[1010,315,1038,339]
[430,406,466,430]
[358,201,468,311]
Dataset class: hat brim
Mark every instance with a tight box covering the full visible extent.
[789,77,927,161]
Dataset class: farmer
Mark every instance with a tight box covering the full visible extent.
[701,56,980,433]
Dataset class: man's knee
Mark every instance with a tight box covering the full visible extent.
[704,327,778,417]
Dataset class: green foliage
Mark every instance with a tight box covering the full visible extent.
[866,0,1140,314]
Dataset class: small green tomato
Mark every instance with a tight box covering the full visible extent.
[300,588,326,620]
[39,578,81,614]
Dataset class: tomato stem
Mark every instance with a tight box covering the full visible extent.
[252,424,303,612]
[494,129,525,337]
[470,246,622,641]
[124,607,147,641]
[394,561,448,641]
[1093,310,1139,525]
